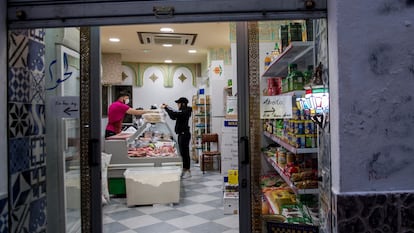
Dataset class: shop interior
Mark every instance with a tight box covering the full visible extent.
[57,19,328,233]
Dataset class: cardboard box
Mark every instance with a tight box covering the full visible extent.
[124,167,181,206]
[222,157,238,175]
[224,192,239,215]
[222,120,238,133]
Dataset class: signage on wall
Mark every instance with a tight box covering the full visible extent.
[51,96,80,118]
[260,95,293,119]
[210,60,224,80]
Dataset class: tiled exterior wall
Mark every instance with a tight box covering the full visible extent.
[328,0,414,232]
[0,194,7,233]
[332,192,414,233]
[8,29,47,233]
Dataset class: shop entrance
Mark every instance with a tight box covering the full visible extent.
[5,1,328,233]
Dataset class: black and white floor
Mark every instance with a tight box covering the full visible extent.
[102,168,239,233]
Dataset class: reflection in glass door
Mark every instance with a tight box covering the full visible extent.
[44,28,81,233]
[59,45,81,233]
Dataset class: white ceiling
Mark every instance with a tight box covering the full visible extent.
[100,22,231,64]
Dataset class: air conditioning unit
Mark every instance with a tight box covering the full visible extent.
[137,32,197,45]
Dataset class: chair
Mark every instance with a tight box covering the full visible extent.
[201,133,221,174]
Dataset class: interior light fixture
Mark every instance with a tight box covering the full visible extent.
[160,27,174,33]
[164,60,172,63]
[163,44,173,47]
[109,37,120,42]
[188,49,197,53]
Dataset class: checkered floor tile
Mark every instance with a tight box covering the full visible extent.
[103,168,239,233]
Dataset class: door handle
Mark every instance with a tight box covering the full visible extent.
[89,138,100,166]
[240,136,249,164]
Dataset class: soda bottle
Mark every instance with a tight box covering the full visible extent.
[271,43,281,61]
[264,52,272,70]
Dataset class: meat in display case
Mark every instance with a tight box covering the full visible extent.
[105,121,182,167]
[104,120,182,195]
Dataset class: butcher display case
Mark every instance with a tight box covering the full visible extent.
[104,119,182,195]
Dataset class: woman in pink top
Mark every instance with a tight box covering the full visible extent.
[105,91,152,138]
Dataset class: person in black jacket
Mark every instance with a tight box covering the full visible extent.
[161,97,192,178]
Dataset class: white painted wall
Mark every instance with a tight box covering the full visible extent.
[0,0,7,196]
[131,66,198,137]
[329,0,414,193]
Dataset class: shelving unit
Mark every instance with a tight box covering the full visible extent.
[263,131,318,154]
[263,41,314,78]
[191,94,211,163]
[259,40,319,230]
[263,154,318,195]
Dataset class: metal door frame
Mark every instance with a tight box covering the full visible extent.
[5,1,327,232]
[7,0,326,28]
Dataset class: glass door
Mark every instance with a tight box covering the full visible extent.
[249,19,330,232]
[44,28,82,233]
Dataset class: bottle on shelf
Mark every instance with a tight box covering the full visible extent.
[287,63,304,91]
[285,64,295,92]
[264,52,272,70]
[271,42,281,61]
[303,65,314,86]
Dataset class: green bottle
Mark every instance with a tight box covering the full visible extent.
[288,64,304,91]
[285,64,295,92]
[303,65,314,86]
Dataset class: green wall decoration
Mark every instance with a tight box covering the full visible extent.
[122,62,200,87]
[208,48,232,65]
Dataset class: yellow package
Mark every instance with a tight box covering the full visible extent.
[228,170,238,185]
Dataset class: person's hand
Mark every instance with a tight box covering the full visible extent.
[148,109,163,114]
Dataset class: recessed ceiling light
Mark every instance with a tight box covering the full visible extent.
[109,37,120,42]
[163,44,173,47]
[142,49,151,53]
[160,27,174,33]
[188,49,197,53]
[164,60,172,63]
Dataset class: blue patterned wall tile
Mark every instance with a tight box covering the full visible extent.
[10,204,30,233]
[29,104,45,136]
[30,71,45,105]
[10,30,28,37]
[9,137,30,174]
[29,197,46,232]
[10,171,31,208]
[0,197,7,215]
[31,180,46,199]
[0,213,8,233]
[8,67,30,103]
[30,137,46,199]
[8,28,48,233]
[30,136,46,167]
[27,40,45,73]
[0,195,8,233]
[28,29,45,44]
[8,31,29,68]
[8,103,31,137]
